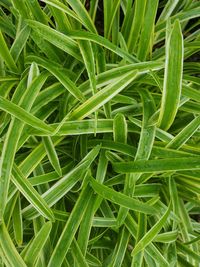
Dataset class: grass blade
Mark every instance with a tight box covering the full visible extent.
[110,227,130,267]
[131,202,171,256]
[23,222,52,267]
[0,2,199,265]
[10,26,31,62]
[26,56,85,102]
[78,40,96,94]
[113,113,127,144]
[113,157,200,173]
[90,178,156,215]
[43,136,62,176]
[71,239,89,267]
[0,221,27,267]
[127,0,147,53]
[0,72,49,218]
[69,31,139,63]
[69,71,138,120]
[137,0,158,60]
[65,0,97,33]
[166,115,200,149]
[12,164,55,221]
[158,20,184,130]
[0,96,54,134]
[47,183,93,267]
[22,145,100,219]
[27,20,82,61]
[0,30,18,73]
[12,194,23,245]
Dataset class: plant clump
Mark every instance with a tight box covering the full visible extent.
[0,0,199,266]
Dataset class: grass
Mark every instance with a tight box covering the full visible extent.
[0,0,199,266]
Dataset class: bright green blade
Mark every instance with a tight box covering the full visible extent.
[113,113,127,144]
[43,136,62,176]
[90,178,156,215]
[113,157,200,173]
[0,221,27,267]
[131,202,171,256]
[22,145,100,219]
[158,20,184,130]
[69,71,138,120]
[26,20,82,61]
[12,164,55,221]
[23,222,52,267]
[47,183,93,267]
[137,0,158,60]
[0,30,18,73]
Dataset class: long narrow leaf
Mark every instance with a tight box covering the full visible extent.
[90,178,156,215]
[158,20,184,130]
[27,20,82,61]
[131,203,171,256]
[23,222,52,267]
[113,157,200,173]
[47,184,93,267]
[12,164,55,221]
[69,71,138,120]
[0,222,27,267]
[22,145,100,219]
[0,30,18,72]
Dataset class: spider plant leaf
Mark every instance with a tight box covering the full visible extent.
[158,20,184,130]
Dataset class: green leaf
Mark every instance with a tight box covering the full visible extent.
[0,30,18,73]
[135,89,156,161]
[90,178,157,215]
[166,115,200,149]
[0,221,27,267]
[131,202,171,256]
[113,113,127,144]
[176,241,200,262]
[71,239,89,267]
[113,157,200,173]
[22,145,100,219]
[26,20,82,61]
[0,2,199,265]
[43,136,62,176]
[65,0,97,33]
[26,0,49,24]
[153,231,178,243]
[77,193,97,256]
[12,164,55,221]
[127,0,147,53]
[23,222,52,267]
[155,7,200,33]
[0,72,49,218]
[10,26,31,62]
[11,0,29,18]
[41,0,97,33]
[47,183,93,267]
[26,56,85,102]
[110,227,130,267]
[0,96,54,134]
[12,194,23,245]
[69,71,138,120]
[137,0,158,60]
[79,61,163,94]
[125,214,169,267]
[28,162,73,186]
[158,20,184,130]
[27,62,40,87]
[157,0,179,22]
[78,40,96,94]
[69,31,140,63]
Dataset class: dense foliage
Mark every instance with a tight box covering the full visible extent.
[0,0,200,266]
